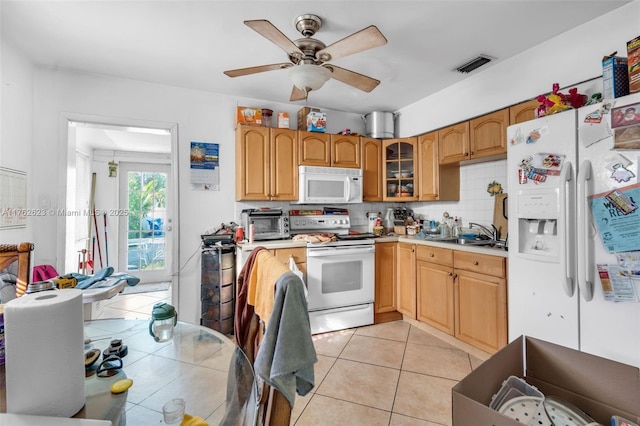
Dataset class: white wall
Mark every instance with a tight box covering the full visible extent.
[0,38,34,245]
[398,1,640,227]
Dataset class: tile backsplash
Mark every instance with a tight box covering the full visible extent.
[234,159,508,232]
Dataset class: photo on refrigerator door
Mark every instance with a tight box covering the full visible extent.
[612,101,640,149]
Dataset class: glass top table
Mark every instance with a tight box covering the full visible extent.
[1,319,258,425]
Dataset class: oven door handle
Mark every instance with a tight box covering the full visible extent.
[307,246,375,257]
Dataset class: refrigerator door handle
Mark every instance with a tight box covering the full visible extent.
[559,162,575,297]
[577,160,595,301]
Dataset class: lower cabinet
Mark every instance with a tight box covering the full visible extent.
[454,251,507,353]
[397,241,507,354]
[416,245,455,335]
[396,243,416,318]
[270,247,306,279]
[374,242,402,323]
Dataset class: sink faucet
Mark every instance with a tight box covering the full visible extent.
[468,223,499,241]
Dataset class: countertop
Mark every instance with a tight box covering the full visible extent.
[238,236,509,258]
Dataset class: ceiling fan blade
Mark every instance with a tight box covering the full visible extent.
[224,63,290,77]
[325,65,380,92]
[316,25,387,62]
[244,19,303,58]
[290,85,308,101]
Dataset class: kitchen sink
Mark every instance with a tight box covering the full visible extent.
[454,238,496,246]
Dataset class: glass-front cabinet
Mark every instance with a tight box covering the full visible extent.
[382,137,418,201]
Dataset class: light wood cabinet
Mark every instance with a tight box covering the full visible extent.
[510,99,539,124]
[382,138,418,201]
[417,131,460,201]
[396,241,508,354]
[330,134,360,168]
[438,108,509,165]
[375,242,401,323]
[361,137,383,201]
[396,243,416,318]
[235,125,298,201]
[298,132,361,168]
[438,122,470,164]
[270,247,307,279]
[469,108,509,160]
[299,131,331,166]
[454,251,507,354]
[416,246,455,334]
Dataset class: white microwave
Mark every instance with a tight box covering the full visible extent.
[297,166,363,204]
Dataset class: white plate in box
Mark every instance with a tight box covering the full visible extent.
[540,396,598,426]
[498,396,547,425]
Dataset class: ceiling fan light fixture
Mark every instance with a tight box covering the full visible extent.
[288,64,331,91]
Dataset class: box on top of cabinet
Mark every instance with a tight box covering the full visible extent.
[628,36,640,93]
[297,107,320,129]
[306,111,327,132]
[452,336,640,425]
[603,55,630,99]
[236,107,263,126]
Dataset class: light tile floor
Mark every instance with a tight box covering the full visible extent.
[101,290,490,425]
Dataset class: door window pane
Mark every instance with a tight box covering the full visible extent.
[127,171,166,271]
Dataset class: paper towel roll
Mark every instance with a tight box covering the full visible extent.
[5,289,86,417]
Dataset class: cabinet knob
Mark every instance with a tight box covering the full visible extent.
[448,272,453,277]
[465,152,470,156]
[473,260,479,265]
[430,253,435,257]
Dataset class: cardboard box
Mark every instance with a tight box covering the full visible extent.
[628,36,640,93]
[236,107,262,126]
[277,112,290,129]
[603,55,630,99]
[297,107,320,129]
[452,336,640,425]
[306,111,327,132]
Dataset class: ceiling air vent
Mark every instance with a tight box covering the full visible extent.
[455,55,494,74]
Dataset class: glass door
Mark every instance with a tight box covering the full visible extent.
[382,138,418,201]
[118,162,172,284]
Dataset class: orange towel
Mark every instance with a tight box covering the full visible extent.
[247,250,291,328]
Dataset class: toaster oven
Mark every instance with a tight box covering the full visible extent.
[241,208,290,241]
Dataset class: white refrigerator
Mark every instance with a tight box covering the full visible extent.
[507,92,640,367]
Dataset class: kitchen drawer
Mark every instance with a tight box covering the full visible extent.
[272,247,306,265]
[454,251,505,278]
[416,245,453,266]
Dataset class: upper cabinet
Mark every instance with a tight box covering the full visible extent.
[235,125,298,201]
[438,122,470,164]
[417,131,459,201]
[361,137,383,202]
[439,108,510,165]
[331,134,361,168]
[382,138,418,201]
[298,132,361,168]
[299,131,330,167]
[469,107,509,160]
[509,99,539,124]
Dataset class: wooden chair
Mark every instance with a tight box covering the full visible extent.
[0,242,34,298]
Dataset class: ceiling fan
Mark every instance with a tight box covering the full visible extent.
[223,14,388,101]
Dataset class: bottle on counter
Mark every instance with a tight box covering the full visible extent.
[452,217,460,237]
[383,208,395,233]
[249,222,255,244]
[235,225,244,243]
